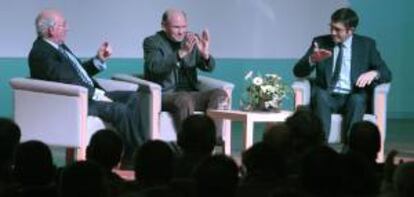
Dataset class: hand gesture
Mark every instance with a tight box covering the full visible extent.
[196,29,210,60]
[310,42,332,63]
[178,32,197,58]
[97,41,112,62]
[356,70,379,88]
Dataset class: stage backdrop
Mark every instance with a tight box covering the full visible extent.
[1,0,413,119]
[0,0,348,58]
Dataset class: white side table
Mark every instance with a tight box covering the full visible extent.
[207,109,293,155]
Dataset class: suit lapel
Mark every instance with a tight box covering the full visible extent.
[351,35,361,85]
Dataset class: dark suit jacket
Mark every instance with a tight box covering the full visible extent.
[28,38,102,98]
[293,34,392,92]
[143,31,215,92]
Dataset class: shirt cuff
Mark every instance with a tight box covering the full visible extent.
[92,88,106,101]
[93,57,107,71]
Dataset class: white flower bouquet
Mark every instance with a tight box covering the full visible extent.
[241,71,290,112]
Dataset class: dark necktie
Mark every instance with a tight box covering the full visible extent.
[330,43,343,90]
[58,45,94,87]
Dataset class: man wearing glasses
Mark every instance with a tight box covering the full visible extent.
[293,8,392,144]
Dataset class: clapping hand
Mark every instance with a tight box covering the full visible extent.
[196,29,210,60]
[310,42,332,63]
[178,32,197,58]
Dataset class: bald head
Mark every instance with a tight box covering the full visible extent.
[35,9,67,44]
[161,9,188,42]
[162,9,187,25]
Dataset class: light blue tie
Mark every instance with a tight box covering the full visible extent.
[58,45,94,87]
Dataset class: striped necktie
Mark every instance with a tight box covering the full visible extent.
[330,43,343,91]
[58,45,94,87]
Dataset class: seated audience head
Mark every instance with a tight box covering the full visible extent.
[349,121,381,162]
[0,118,21,166]
[301,145,343,197]
[178,114,216,155]
[134,140,174,186]
[286,106,325,154]
[193,155,239,197]
[86,129,124,170]
[341,151,379,196]
[60,161,108,197]
[14,140,56,186]
[393,161,414,197]
[241,141,286,181]
[262,122,291,156]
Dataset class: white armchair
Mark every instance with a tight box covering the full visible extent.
[9,77,138,163]
[112,74,234,148]
[292,79,391,162]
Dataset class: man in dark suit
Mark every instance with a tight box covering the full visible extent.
[143,9,229,134]
[28,9,147,159]
[293,8,392,143]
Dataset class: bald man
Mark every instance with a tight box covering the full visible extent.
[28,9,148,159]
[143,9,229,138]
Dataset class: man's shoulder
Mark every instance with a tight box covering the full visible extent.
[144,31,167,43]
[353,34,376,45]
[29,38,55,55]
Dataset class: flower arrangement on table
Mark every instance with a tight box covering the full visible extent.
[240,71,290,112]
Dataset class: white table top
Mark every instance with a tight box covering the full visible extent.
[207,109,293,122]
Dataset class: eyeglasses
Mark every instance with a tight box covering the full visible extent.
[329,23,348,33]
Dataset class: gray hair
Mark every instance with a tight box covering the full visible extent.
[35,13,56,38]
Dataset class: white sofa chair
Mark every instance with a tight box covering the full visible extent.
[9,77,138,163]
[292,79,391,162]
[112,74,234,152]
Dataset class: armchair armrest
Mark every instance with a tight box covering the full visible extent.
[198,75,235,91]
[112,73,162,139]
[9,77,88,147]
[292,78,311,107]
[198,75,235,103]
[373,82,391,138]
[95,78,139,92]
[112,74,162,93]
[374,83,391,95]
[10,77,88,97]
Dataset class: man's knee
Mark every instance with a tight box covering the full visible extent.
[209,89,229,109]
[172,92,194,110]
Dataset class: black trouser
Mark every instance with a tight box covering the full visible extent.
[312,86,367,144]
[88,91,148,157]
[162,88,229,136]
